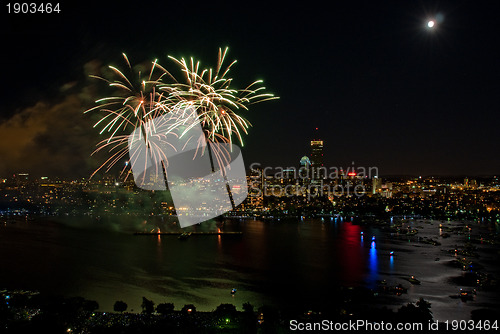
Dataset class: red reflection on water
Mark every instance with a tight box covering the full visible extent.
[337,222,364,285]
[217,228,221,248]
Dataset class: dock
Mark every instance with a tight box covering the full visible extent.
[133,231,243,236]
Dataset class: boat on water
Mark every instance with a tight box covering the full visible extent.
[178,232,192,240]
[408,276,421,285]
[450,289,476,301]
[391,284,408,295]
[379,283,407,295]
[459,289,475,301]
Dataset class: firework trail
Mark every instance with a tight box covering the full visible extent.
[84,54,179,178]
[166,47,278,147]
[86,48,278,179]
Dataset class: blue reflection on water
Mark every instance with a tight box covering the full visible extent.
[368,240,378,288]
[389,254,394,272]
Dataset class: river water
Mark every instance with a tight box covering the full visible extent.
[0,216,498,320]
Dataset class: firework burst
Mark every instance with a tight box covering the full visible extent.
[165,47,278,147]
[85,48,278,179]
[84,54,178,178]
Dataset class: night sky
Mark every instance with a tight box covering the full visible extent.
[1,0,499,177]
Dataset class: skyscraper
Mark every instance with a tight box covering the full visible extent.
[310,139,324,179]
[372,176,382,195]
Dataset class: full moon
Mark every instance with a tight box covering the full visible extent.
[427,20,435,28]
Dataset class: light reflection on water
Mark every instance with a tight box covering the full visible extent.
[0,217,498,320]
[368,240,378,289]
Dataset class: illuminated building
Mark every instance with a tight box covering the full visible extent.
[300,156,311,168]
[310,140,324,179]
[372,176,382,195]
[299,156,311,184]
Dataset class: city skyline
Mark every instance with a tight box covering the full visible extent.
[1,131,498,179]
